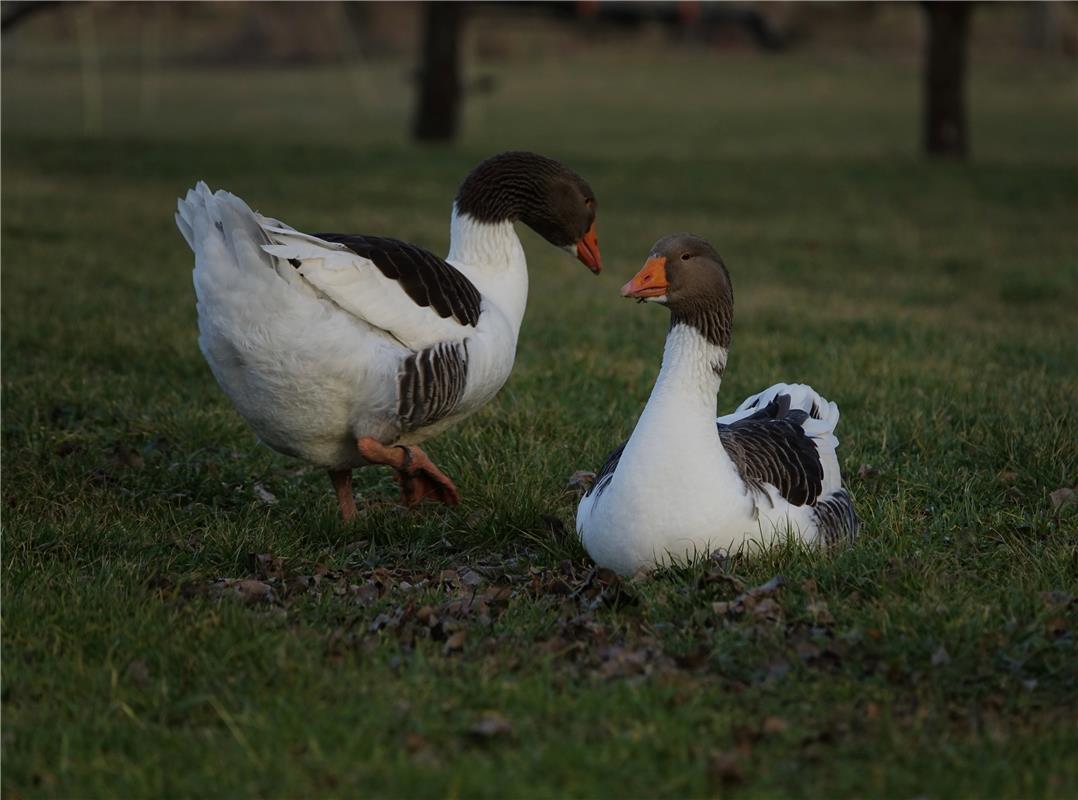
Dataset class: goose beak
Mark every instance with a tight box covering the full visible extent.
[620,256,668,300]
[575,222,602,274]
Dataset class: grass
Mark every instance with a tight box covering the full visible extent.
[4,33,1078,800]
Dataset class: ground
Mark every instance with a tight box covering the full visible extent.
[3,34,1077,800]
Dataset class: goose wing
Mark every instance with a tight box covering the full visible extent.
[717,392,825,507]
[259,223,482,351]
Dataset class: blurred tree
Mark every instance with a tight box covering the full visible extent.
[1,1,60,33]
[414,2,464,143]
[922,2,973,158]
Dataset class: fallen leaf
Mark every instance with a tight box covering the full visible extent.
[404,732,440,766]
[469,711,512,739]
[253,482,278,505]
[1049,487,1076,512]
[760,716,789,735]
[564,471,596,493]
[707,750,744,785]
[747,575,786,598]
[211,578,276,604]
[250,553,286,579]
[125,659,150,687]
[114,443,145,469]
[444,631,466,654]
[794,640,821,662]
[857,463,878,479]
[541,514,569,539]
[53,440,80,458]
[1045,617,1069,638]
[1040,590,1073,610]
[750,597,784,622]
[458,568,483,589]
[806,599,834,625]
[931,645,951,667]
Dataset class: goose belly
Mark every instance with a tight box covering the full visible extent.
[199,316,402,470]
[581,448,758,575]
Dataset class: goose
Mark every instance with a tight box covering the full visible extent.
[175,151,601,520]
[576,234,857,574]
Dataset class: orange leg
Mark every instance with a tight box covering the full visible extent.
[329,469,358,522]
[356,437,460,507]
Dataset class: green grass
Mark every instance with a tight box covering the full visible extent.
[3,41,1078,799]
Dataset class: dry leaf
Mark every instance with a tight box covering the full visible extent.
[444,631,466,654]
[708,750,744,785]
[253,482,278,505]
[565,471,596,493]
[747,575,786,598]
[469,711,513,739]
[1045,617,1069,638]
[458,569,483,588]
[794,640,821,662]
[404,732,440,766]
[1049,487,1076,512]
[250,553,286,579]
[1040,590,1073,610]
[750,597,784,622]
[760,716,789,735]
[114,442,145,469]
[212,578,276,604]
[125,659,150,687]
[806,599,834,625]
[931,645,951,667]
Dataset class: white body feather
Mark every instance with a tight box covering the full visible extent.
[175,183,526,470]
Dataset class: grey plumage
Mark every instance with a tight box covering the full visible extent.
[398,341,469,432]
[813,489,860,546]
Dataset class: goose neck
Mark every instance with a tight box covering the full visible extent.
[648,323,727,417]
[447,205,529,327]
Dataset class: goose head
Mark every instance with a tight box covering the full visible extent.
[620,233,733,347]
[455,151,601,273]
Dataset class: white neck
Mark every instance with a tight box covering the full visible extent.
[633,323,727,443]
[446,205,529,330]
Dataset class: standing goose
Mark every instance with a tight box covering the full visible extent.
[175,151,601,519]
[576,234,857,574]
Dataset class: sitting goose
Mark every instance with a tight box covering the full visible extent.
[175,151,601,519]
[576,234,857,574]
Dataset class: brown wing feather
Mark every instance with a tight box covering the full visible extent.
[718,394,824,507]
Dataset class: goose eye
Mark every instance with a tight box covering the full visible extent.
[681,253,691,261]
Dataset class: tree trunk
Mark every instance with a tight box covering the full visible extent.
[922,2,973,158]
[1,1,62,34]
[413,2,464,143]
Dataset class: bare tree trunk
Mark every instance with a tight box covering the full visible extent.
[1,1,61,33]
[922,2,973,158]
[413,2,464,143]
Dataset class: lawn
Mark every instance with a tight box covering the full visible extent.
[3,33,1078,800]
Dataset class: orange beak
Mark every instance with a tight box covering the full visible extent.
[620,256,668,299]
[576,221,602,274]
